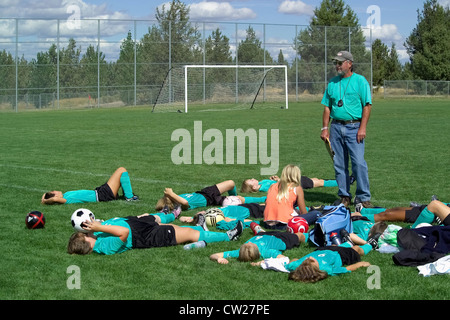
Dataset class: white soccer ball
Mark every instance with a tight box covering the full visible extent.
[222,196,242,207]
[71,208,95,233]
[204,208,225,227]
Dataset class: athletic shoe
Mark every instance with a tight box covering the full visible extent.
[410,201,422,207]
[227,220,243,241]
[126,195,140,202]
[340,196,351,208]
[250,222,264,235]
[431,195,439,201]
[159,205,170,214]
[349,174,356,185]
[340,229,354,245]
[196,213,208,231]
[355,203,363,213]
[367,233,381,249]
[172,204,182,219]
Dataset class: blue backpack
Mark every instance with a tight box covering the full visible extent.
[309,204,353,247]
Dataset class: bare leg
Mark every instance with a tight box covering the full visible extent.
[172,225,200,244]
[106,167,127,197]
[373,207,409,222]
[215,180,235,194]
[427,200,450,222]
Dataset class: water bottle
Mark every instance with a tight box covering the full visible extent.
[330,232,341,245]
[183,240,207,250]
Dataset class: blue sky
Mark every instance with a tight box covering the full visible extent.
[1,0,449,62]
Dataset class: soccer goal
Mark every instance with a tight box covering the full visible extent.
[152,65,288,113]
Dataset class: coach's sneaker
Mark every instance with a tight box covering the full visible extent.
[227,220,243,241]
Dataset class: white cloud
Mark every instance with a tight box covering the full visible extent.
[364,24,403,43]
[188,1,256,21]
[278,0,314,17]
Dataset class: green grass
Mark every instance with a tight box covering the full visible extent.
[1,99,449,302]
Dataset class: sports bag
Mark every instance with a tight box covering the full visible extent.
[309,204,353,246]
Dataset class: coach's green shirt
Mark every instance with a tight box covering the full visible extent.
[321,73,372,121]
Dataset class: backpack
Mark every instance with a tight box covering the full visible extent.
[309,204,353,247]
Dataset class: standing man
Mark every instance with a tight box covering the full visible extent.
[320,51,373,208]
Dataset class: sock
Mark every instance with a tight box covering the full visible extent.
[360,212,375,223]
[323,180,338,187]
[412,207,435,228]
[361,243,373,255]
[184,225,204,232]
[228,186,237,196]
[339,241,353,248]
[361,207,386,215]
[244,196,266,203]
[152,213,175,224]
[120,172,134,199]
[198,230,229,243]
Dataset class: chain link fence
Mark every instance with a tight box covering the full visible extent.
[383,80,450,98]
[0,18,373,112]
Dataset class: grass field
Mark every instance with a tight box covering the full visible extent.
[1,98,449,304]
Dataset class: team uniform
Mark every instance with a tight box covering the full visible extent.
[93,215,176,255]
[223,232,301,260]
[179,185,227,210]
[285,247,361,276]
[63,183,117,204]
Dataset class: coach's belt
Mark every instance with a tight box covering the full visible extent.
[333,119,361,125]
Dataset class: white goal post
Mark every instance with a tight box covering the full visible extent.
[183,65,289,113]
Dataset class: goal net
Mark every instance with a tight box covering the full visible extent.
[152,65,288,113]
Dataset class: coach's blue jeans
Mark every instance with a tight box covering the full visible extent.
[330,121,371,202]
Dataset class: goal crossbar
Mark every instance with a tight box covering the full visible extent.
[183,65,289,113]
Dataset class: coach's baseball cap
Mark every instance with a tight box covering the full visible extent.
[333,51,353,62]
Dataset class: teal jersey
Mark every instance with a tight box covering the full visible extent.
[321,73,372,121]
[223,234,286,259]
[352,219,374,241]
[220,205,250,220]
[179,192,207,209]
[285,250,350,276]
[63,190,97,204]
[258,179,277,192]
[93,218,133,255]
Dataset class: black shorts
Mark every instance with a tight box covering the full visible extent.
[261,231,300,250]
[405,205,427,223]
[196,185,226,206]
[125,215,177,249]
[95,183,117,202]
[316,246,361,265]
[300,176,314,189]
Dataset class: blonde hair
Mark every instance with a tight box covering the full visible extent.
[276,164,301,203]
[237,243,260,262]
[240,179,256,193]
[288,258,328,283]
[155,196,175,211]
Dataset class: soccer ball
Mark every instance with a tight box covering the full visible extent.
[222,196,242,207]
[287,216,309,234]
[71,208,95,233]
[26,211,45,229]
[204,208,225,227]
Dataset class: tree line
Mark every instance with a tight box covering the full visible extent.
[0,0,448,107]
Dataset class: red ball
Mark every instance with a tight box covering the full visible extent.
[287,216,308,234]
[26,211,46,229]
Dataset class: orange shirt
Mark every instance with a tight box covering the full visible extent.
[264,182,298,224]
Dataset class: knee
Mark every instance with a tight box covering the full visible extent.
[427,200,440,212]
